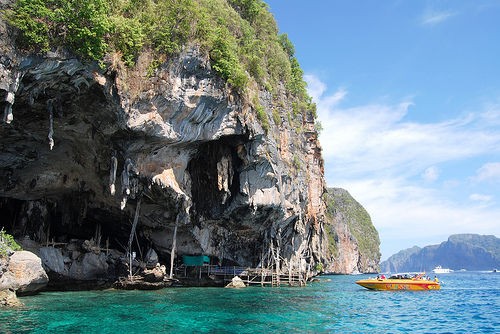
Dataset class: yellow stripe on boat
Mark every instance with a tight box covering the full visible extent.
[356,278,440,291]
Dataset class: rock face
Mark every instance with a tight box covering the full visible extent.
[381,234,500,272]
[322,188,380,274]
[0,9,326,285]
[0,250,48,297]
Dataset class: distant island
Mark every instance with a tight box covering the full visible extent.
[381,234,500,273]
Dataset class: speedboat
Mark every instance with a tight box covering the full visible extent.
[432,266,453,274]
[356,273,440,291]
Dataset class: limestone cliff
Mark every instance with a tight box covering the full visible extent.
[0,1,326,285]
[381,234,500,272]
[323,188,380,274]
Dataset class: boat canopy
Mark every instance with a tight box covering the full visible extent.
[388,273,426,279]
[182,255,210,266]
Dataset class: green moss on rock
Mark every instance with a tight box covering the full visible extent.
[324,188,380,272]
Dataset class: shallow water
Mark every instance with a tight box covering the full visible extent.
[1,272,498,333]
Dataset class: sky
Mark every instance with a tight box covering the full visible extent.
[265,0,500,260]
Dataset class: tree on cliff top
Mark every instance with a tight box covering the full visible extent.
[5,0,317,135]
[5,0,310,102]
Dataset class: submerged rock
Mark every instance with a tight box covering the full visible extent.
[225,276,246,288]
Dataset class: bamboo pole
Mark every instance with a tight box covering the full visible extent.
[128,197,142,279]
[46,221,50,247]
[261,252,264,287]
[134,231,143,260]
[169,221,178,279]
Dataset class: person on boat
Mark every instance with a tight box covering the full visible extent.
[380,274,386,279]
[434,276,439,283]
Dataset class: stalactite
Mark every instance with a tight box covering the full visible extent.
[122,158,132,195]
[120,197,127,211]
[109,153,118,195]
[28,91,35,106]
[120,158,133,210]
[130,178,139,199]
[3,92,14,124]
[2,72,22,124]
[48,104,54,150]
[217,156,232,204]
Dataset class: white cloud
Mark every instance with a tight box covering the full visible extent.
[469,193,493,203]
[473,162,500,183]
[317,93,500,180]
[304,74,327,102]
[420,10,457,26]
[311,75,500,181]
[481,102,500,125]
[307,74,500,260]
[341,177,500,260]
[422,166,439,182]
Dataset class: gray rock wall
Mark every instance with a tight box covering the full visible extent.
[323,188,381,274]
[0,10,326,284]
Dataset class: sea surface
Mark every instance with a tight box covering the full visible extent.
[1,271,498,333]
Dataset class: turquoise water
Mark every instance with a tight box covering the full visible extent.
[1,272,498,333]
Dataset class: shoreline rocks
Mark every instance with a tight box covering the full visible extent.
[225,276,246,288]
[0,251,48,294]
[0,289,23,307]
[0,250,48,307]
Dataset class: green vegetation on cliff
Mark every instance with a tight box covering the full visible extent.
[5,0,310,101]
[0,228,21,258]
[5,0,111,60]
[324,188,380,262]
[448,234,500,257]
[4,0,318,134]
[381,234,500,272]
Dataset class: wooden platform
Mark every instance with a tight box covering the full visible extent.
[176,265,307,287]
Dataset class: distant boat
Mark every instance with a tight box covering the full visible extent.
[356,273,440,291]
[432,265,453,274]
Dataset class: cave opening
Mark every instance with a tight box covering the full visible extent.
[187,136,245,220]
[0,195,134,252]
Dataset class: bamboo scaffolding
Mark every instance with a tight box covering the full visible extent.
[127,197,142,279]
